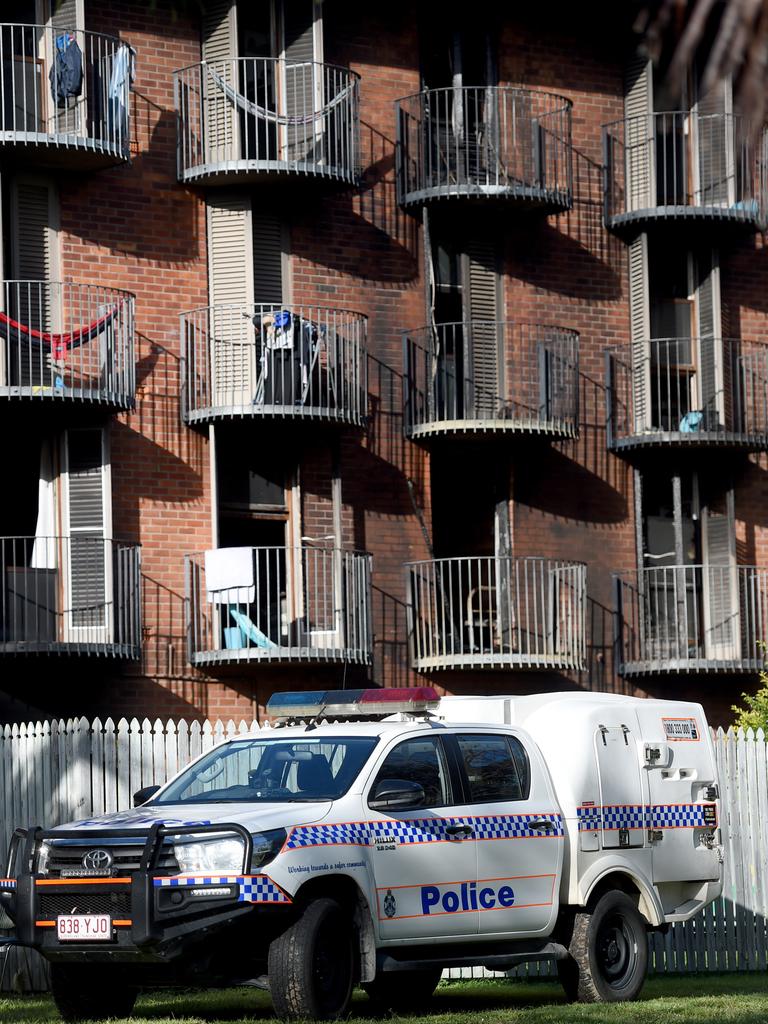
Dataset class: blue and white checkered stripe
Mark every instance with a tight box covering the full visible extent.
[153,874,290,904]
[285,813,564,850]
[0,878,16,890]
[577,804,715,831]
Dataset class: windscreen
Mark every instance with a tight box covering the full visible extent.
[151,736,379,804]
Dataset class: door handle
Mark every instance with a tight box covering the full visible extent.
[446,825,475,838]
[528,819,555,832]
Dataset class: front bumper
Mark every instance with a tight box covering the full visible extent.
[4,823,292,962]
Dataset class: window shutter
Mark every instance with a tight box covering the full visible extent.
[65,429,108,632]
[701,486,739,661]
[695,249,724,428]
[624,57,653,212]
[207,192,255,407]
[465,239,500,418]
[252,209,284,303]
[629,233,651,432]
[696,76,733,205]
[281,1,321,161]
[202,0,238,163]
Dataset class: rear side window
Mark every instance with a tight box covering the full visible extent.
[455,734,530,803]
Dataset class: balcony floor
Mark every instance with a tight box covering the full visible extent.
[621,656,763,676]
[407,417,578,441]
[184,403,363,428]
[607,203,763,233]
[192,645,371,667]
[412,652,584,672]
[180,159,357,188]
[610,429,768,453]
[0,641,139,658]
[0,133,129,170]
[401,182,572,210]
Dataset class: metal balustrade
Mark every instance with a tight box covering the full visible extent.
[181,303,367,426]
[404,322,579,439]
[396,86,572,207]
[185,546,372,666]
[605,338,768,451]
[603,112,767,229]
[0,537,141,657]
[0,281,135,409]
[175,58,359,185]
[615,565,768,675]
[0,24,132,165]
[406,556,586,671]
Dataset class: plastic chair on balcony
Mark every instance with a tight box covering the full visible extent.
[228,608,278,651]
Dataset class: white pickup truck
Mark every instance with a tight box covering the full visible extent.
[2,687,722,1020]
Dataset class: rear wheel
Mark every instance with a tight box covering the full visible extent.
[268,897,354,1019]
[50,964,137,1021]
[363,966,443,1010]
[557,890,648,1003]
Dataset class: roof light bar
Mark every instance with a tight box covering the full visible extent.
[266,687,440,721]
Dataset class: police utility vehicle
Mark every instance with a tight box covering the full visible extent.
[2,688,722,1020]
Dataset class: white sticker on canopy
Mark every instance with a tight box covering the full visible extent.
[662,717,701,742]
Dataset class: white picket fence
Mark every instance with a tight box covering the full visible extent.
[0,719,766,991]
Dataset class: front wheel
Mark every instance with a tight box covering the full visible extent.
[557,890,648,1003]
[50,964,137,1021]
[268,897,354,1020]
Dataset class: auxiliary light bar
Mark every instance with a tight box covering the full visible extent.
[266,687,440,721]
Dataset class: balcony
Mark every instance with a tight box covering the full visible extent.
[406,556,586,671]
[185,546,372,667]
[396,86,572,209]
[174,59,359,186]
[181,304,366,426]
[404,322,579,440]
[603,112,766,231]
[0,536,141,658]
[605,339,768,452]
[0,281,135,411]
[0,25,132,168]
[615,565,768,675]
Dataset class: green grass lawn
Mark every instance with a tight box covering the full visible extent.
[3,975,768,1024]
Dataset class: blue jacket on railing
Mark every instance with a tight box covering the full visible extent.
[49,34,83,108]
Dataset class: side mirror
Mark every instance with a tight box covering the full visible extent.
[133,785,161,807]
[369,778,426,812]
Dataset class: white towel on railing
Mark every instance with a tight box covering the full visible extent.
[204,547,254,604]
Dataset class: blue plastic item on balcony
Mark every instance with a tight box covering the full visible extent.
[679,410,703,432]
[229,608,278,650]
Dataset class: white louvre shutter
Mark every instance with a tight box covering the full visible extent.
[695,249,724,428]
[701,487,739,661]
[624,57,653,212]
[465,239,500,419]
[696,76,733,206]
[207,192,255,408]
[64,428,110,637]
[629,233,651,432]
[281,1,321,162]
[202,0,238,164]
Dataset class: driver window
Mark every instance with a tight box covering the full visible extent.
[370,737,452,809]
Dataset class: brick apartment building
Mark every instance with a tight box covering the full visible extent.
[0,0,764,727]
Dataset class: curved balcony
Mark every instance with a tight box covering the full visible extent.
[406,556,586,672]
[396,86,572,209]
[404,322,579,440]
[0,281,135,410]
[603,112,766,231]
[185,546,372,667]
[605,339,768,453]
[175,59,359,186]
[181,303,366,427]
[0,536,141,658]
[615,565,768,675]
[0,24,132,168]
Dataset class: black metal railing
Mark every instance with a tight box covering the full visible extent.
[174,58,359,184]
[615,565,768,674]
[404,322,579,438]
[185,546,372,666]
[603,111,766,229]
[0,24,132,163]
[0,536,141,657]
[0,281,135,408]
[181,303,367,425]
[406,556,586,671]
[396,86,572,207]
[605,338,768,450]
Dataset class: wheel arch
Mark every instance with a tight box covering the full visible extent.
[292,872,377,983]
[579,865,663,927]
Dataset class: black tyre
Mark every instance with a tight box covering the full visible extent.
[268,897,355,1020]
[363,966,442,1010]
[557,890,648,1003]
[50,964,137,1021]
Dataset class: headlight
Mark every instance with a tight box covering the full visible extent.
[36,841,51,876]
[175,836,245,875]
[251,829,286,869]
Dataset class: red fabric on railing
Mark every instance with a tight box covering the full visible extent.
[0,306,119,360]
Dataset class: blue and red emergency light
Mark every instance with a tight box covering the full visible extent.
[266,687,440,721]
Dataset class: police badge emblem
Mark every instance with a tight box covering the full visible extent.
[383,889,396,918]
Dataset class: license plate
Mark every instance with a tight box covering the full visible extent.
[56,914,111,941]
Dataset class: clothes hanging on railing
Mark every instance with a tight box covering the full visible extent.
[108,44,136,139]
[0,306,119,361]
[207,64,351,127]
[49,33,83,108]
[252,311,321,406]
